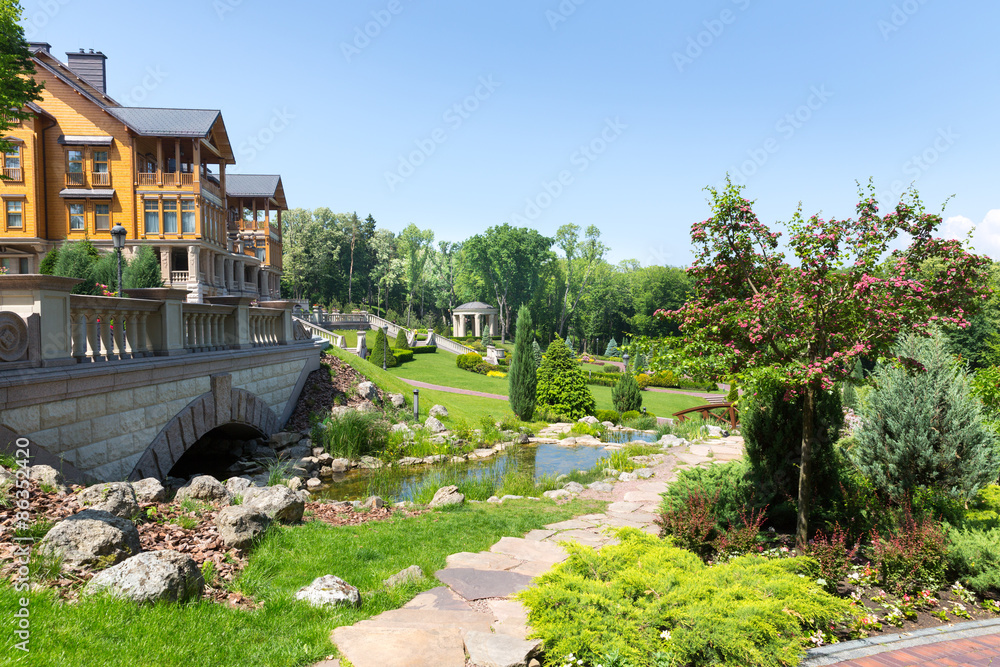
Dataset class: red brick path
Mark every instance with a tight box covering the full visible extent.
[832,633,1000,666]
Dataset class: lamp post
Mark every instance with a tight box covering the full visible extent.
[622,353,629,373]
[110,224,127,298]
[382,325,388,370]
[413,389,419,422]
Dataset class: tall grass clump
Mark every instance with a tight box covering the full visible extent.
[315,412,390,459]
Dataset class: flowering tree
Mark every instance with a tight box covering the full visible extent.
[659,178,991,547]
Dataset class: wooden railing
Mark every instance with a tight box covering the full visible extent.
[91,172,110,187]
[2,167,22,182]
[65,172,85,187]
[178,172,194,185]
[138,172,156,186]
[200,177,221,199]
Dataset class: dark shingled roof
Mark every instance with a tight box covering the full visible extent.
[225,174,281,197]
[455,301,496,311]
[107,107,221,137]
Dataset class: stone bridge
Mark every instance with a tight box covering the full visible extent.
[0,276,325,483]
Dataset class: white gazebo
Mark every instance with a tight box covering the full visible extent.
[452,301,499,337]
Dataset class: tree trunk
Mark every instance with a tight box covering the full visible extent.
[796,385,816,550]
[348,238,355,305]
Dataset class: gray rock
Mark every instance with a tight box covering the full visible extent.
[270,431,302,448]
[364,496,385,509]
[29,465,64,489]
[358,456,383,469]
[391,423,414,438]
[429,485,465,508]
[465,630,541,667]
[499,495,524,502]
[356,381,378,401]
[295,574,361,608]
[39,509,142,569]
[297,456,320,470]
[542,489,571,501]
[312,447,326,457]
[224,476,253,497]
[132,478,169,503]
[279,445,312,460]
[83,550,203,604]
[356,401,378,414]
[384,565,423,587]
[296,489,311,503]
[306,478,323,490]
[425,416,447,434]
[562,482,584,493]
[601,421,616,429]
[175,475,230,503]
[329,458,350,473]
[577,415,599,425]
[487,496,501,503]
[215,505,271,550]
[388,393,406,409]
[706,425,723,437]
[243,485,305,523]
[587,482,614,493]
[76,482,140,519]
[0,465,15,484]
[515,431,531,445]
[285,477,303,491]
[330,406,352,419]
[397,457,423,466]
[635,468,654,479]
[429,404,449,418]
[618,472,638,482]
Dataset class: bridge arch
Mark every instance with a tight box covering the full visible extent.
[128,374,279,482]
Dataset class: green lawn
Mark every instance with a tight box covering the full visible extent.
[592,385,703,417]
[4,500,604,667]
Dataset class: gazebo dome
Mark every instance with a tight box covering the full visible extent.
[455,301,497,311]
[452,302,498,338]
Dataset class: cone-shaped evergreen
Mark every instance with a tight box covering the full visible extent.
[123,245,164,289]
[532,340,542,368]
[370,328,397,368]
[508,305,537,421]
[536,336,595,419]
[39,248,59,275]
[605,337,618,357]
[394,328,409,349]
[565,335,575,355]
[612,370,642,413]
[852,332,1000,503]
[481,327,491,348]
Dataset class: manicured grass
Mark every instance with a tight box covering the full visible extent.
[389,348,510,395]
[2,499,606,667]
[592,385,703,417]
[579,362,615,373]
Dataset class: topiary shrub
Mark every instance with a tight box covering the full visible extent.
[481,327,491,348]
[508,305,537,421]
[369,328,397,368]
[852,332,1000,504]
[390,348,413,364]
[456,352,483,371]
[604,337,618,357]
[411,345,437,354]
[52,239,101,294]
[593,409,620,424]
[660,460,756,533]
[394,328,409,349]
[612,371,642,413]
[536,336,595,420]
[518,528,853,667]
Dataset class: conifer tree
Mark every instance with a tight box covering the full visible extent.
[508,305,537,421]
[532,340,542,369]
[612,369,642,413]
[841,358,862,411]
[536,336,595,419]
[370,328,397,368]
[123,246,163,289]
[605,337,618,357]
[481,327,491,348]
[395,328,409,349]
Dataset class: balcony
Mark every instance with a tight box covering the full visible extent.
[200,176,221,199]
[136,171,222,200]
[170,270,190,283]
[65,172,85,187]
[138,172,156,186]
[92,172,110,187]
[2,167,22,182]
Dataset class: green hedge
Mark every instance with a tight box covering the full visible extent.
[391,348,414,364]
[411,345,437,354]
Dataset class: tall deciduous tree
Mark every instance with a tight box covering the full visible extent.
[556,223,608,336]
[509,305,537,421]
[398,223,434,327]
[0,1,43,157]
[662,178,992,547]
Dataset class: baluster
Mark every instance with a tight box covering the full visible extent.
[113,311,126,360]
[99,312,113,361]
[198,314,208,351]
[72,311,89,362]
[124,311,137,358]
[185,312,196,350]
[85,311,101,361]
[214,314,224,349]
[136,312,150,356]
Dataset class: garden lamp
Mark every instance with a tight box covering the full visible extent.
[622,353,629,372]
[110,224,127,298]
[382,324,389,370]
[413,389,419,421]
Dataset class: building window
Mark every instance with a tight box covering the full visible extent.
[95,203,110,231]
[256,248,265,262]
[4,147,21,181]
[6,200,22,229]
[92,150,109,186]
[181,199,196,234]
[144,199,159,234]
[163,199,177,233]
[19,258,28,274]
[69,202,85,231]
[66,149,84,186]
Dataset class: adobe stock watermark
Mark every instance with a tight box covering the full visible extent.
[341,0,411,63]
[724,85,833,186]
[384,76,502,192]
[673,0,752,73]
[508,117,627,225]
[212,0,243,21]
[21,0,71,39]
[877,127,958,205]
[120,66,168,106]
[878,0,931,40]
[546,0,586,31]
[238,108,295,164]
[9,437,32,654]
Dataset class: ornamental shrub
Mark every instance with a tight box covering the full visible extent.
[635,373,652,389]
[518,528,853,667]
[661,460,756,533]
[852,333,1000,504]
[594,409,620,424]
[411,345,437,354]
[612,371,642,413]
[456,352,483,371]
[621,410,642,422]
[535,336,595,420]
[604,364,620,374]
[390,348,413,364]
[123,245,163,289]
[481,327,491,348]
[803,523,859,592]
[53,239,100,295]
[564,335,575,354]
[604,337,618,357]
[369,328,397,368]
[38,248,59,275]
[508,305,537,421]
[869,506,949,594]
[531,339,542,368]
[394,328,409,349]
[945,525,1000,594]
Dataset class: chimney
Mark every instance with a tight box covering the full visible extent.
[27,42,51,55]
[66,48,108,94]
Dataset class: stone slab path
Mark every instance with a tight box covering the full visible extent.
[400,378,509,401]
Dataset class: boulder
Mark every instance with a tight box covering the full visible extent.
[578,415,599,425]
[0,465,14,484]
[329,458,350,473]
[429,404,449,418]
[543,489,571,501]
[270,432,302,448]
[224,476,253,497]
[306,478,323,490]
[388,393,406,409]
[83,550,203,604]
[429,485,464,508]
[76,482,140,519]
[243,485,305,523]
[706,425,723,437]
[295,574,361,608]
[635,468,654,479]
[618,472,638,482]
[330,406,352,419]
[356,381,378,401]
[601,421,616,429]
[356,402,378,414]
[562,482,584,493]
[285,477,303,491]
[29,465,65,489]
[425,417,447,434]
[587,482,614,493]
[279,445,312,460]
[384,565,423,588]
[175,475,230,503]
[364,496,385,509]
[39,510,142,569]
[132,478,169,503]
[215,506,271,550]
[391,423,414,437]
[515,431,531,445]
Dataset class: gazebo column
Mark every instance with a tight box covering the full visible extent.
[490,314,497,335]
[474,314,481,338]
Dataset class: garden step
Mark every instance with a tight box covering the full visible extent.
[602,514,655,529]
[543,529,611,549]
[403,586,476,612]
[510,559,557,577]
[354,608,495,636]
[523,529,557,541]
[543,519,598,531]
[622,491,661,503]
[632,481,669,494]
[445,551,522,571]
[435,567,536,600]
[464,630,542,667]
[490,537,568,564]
[332,626,466,667]
[606,501,644,513]
[485,599,532,640]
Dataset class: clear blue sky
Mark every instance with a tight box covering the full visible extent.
[22,0,1000,264]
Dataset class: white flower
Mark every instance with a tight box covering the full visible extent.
[816,578,827,587]
[660,630,672,640]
